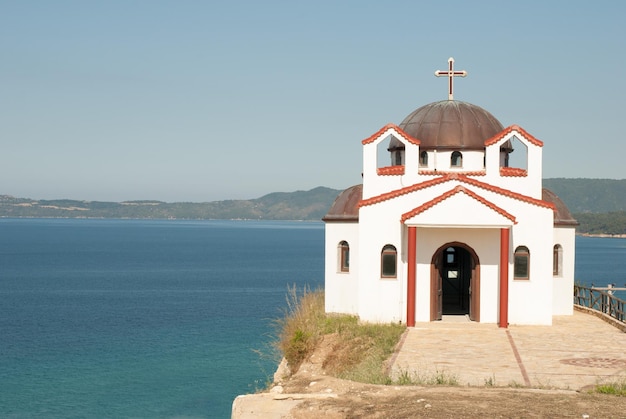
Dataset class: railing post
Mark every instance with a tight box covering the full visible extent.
[575,284,626,324]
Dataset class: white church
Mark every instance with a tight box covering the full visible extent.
[323,59,577,327]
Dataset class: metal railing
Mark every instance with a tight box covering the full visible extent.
[574,284,626,323]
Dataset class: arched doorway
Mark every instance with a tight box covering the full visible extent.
[430,242,480,321]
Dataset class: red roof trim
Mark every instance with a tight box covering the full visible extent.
[377,165,405,176]
[358,175,450,208]
[500,167,528,177]
[460,175,554,210]
[401,185,517,224]
[484,124,544,147]
[419,170,486,176]
[361,123,420,146]
[359,173,556,212]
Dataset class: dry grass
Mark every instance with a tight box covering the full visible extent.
[273,285,405,384]
[273,285,327,372]
[394,368,459,386]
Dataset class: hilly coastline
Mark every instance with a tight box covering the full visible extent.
[0,186,340,222]
[2,179,626,235]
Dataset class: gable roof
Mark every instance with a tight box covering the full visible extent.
[401,185,517,226]
[484,124,544,147]
[359,173,556,212]
[361,123,420,146]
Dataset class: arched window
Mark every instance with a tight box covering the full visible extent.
[419,151,428,167]
[381,244,397,278]
[553,244,563,276]
[338,241,350,273]
[514,246,530,280]
[451,151,463,167]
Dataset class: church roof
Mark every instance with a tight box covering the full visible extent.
[358,173,554,211]
[400,185,517,225]
[322,184,362,222]
[542,188,579,226]
[393,100,504,150]
[323,175,578,227]
[484,124,544,148]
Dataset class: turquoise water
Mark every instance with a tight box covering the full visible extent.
[0,219,324,418]
[0,220,623,418]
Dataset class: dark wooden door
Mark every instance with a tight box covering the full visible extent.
[431,254,443,321]
[469,258,480,322]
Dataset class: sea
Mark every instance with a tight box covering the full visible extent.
[0,219,624,418]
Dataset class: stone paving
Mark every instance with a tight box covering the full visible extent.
[390,310,626,390]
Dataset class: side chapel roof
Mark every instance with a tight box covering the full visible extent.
[322,184,362,222]
[542,188,579,226]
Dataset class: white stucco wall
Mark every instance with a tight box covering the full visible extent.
[506,205,555,325]
[430,150,485,172]
[356,205,405,323]
[324,222,359,315]
[552,226,576,315]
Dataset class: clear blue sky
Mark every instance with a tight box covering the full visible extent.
[1,1,624,202]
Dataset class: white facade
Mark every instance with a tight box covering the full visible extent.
[324,107,577,327]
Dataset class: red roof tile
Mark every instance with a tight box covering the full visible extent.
[500,167,528,177]
[377,165,405,176]
[401,185,517,224]
[358,175,451,207]
[362,123,420,146]
[484,124,544,147]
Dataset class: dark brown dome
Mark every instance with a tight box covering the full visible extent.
[396,100,504,150]
[542,189,578,226]
[322,184,362,222]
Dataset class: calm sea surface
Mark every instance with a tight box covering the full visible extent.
[0,219,624,418]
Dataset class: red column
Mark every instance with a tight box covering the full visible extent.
[407,226,416,327]
[499,228,510,328]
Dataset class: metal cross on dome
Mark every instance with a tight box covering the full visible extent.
[435,57,467,100]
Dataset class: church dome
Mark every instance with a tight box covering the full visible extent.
[322,184,362,222]
[542,189,578,226]
[394,100,504,151]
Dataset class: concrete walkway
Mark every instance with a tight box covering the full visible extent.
[390,310,626,390]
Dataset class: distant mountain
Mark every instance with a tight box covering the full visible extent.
[0,187,342,221]
[543,178,626,213]
[2,179,625,232]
